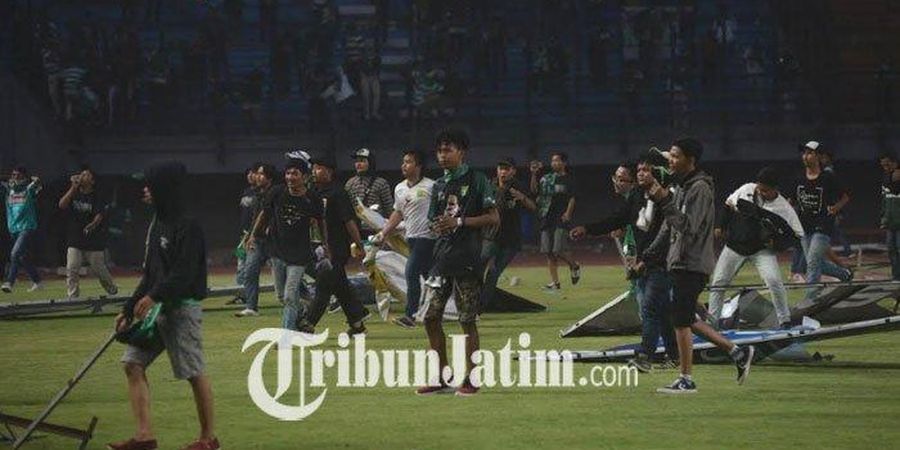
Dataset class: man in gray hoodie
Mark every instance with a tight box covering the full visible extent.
[640,138,755,394]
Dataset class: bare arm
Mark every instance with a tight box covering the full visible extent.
[509,187,537,212]
[562,196,576,222]
[829,192,850,215]
[58,183,78,209]
[84,212,104,233]
[379,210,404,237]
[345,219,364,250]
[463,207,500,228]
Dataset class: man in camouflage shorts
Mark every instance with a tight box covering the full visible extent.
[415,128,499,397]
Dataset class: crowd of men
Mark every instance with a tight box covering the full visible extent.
[3,133,900,431]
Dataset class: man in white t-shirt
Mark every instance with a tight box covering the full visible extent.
[375,150,436,328]
[708,167,805,329]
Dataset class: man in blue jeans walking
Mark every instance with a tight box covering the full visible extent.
[246,158,323,330]
[376,150,436,328]
[480,157,536,310]
[236,164,279,317]
[793,141,852,300]
[571,159,678,372]
[1,166,43,293]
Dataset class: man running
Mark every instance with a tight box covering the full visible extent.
[531,152,580,291]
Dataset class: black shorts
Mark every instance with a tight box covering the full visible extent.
[671,270,708,327]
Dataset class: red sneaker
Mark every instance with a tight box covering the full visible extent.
[106,438,158,450]
[415,383,455,396]
[180,437,220,450]
[456,382,480,397]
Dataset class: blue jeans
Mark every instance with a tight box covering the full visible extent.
[480,241,519,309]
[405,238,435,318]
[243,240,272,311]
[790,245,807,275]
[272,258,308,330]
[6,230,41,285]
[887,230,900,280]
[803,232,851,299]
[235,254,248,291]
[633,268,677,359]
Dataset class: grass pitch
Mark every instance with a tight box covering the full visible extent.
[1,264,899,449]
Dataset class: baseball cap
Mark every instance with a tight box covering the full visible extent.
[351,148,372,160]
[497,157,517,167]
[799,141,821,152]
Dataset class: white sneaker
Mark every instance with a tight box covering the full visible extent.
[27,282,43,293]
[790,273,806,283]
[1,282,11,293]
[234,308,260,317]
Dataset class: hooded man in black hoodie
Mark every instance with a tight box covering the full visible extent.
[112,161,219,450]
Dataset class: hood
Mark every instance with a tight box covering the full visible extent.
[144,161,187,222]
[679,169,714,189]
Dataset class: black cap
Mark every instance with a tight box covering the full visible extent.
[310,153,337,170]
[497,157,517,167]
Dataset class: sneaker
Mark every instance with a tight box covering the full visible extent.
[347,324,367,336]
[415,383,455,396]
[656,377,697,394]
[226,296,245,305]
[234,308,259,317]
[327,298,342,314]
[542,282,561,291]
[456,381,480,397]
[27,282,43,292]
[734,345,756,385]
[106,285,119,296]
[790,273,806,284]
[570,263,582,285]
[107,438,159,450]
[0,282,10,293]
[179,437,220,450]
[655,358,679,371]
[392,316,416,329]
[627,353,653,373]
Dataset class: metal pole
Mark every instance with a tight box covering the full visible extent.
[705,278,900,292]
[12,332,117,449]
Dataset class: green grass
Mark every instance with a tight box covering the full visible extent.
[2,264,900,449]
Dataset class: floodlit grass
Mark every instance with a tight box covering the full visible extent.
[1,264,899,449]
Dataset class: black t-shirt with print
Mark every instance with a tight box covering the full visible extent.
[543,173,574,229]
[66,190,108,251]
[262,185,323,266]
[794,171,842,235]
[429,165,497,277]
[318,183,357,264]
